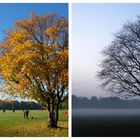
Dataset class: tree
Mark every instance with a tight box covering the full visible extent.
[97,16,140,97]
[0,100,6,112]
[0,13,68,127]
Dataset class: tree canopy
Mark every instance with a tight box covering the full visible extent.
[0,13,68,127]
[98,16,140,97]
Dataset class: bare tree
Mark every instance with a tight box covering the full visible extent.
[97,16,140,97]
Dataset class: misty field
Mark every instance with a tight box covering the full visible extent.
[0,110,68,137]
[72,109,140,137]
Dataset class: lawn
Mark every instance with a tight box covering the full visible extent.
[0,110,68,137]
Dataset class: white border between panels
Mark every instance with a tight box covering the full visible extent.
[68,1,72,138]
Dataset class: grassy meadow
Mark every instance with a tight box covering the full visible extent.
[72,109,140,137]
[0,110,68,137]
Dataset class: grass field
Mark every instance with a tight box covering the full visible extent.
[0,110,68,137]
[72,109,140,137]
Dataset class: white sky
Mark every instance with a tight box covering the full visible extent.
[72,3,140,97]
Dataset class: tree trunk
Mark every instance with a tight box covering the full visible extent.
[12,102,15,112]
[48,100,57,128]
[47,99,60,128]
[55,104,59,126]
[48,111,56,127]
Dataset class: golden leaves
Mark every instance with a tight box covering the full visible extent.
[46,27,56,34]
[0,13,68,102]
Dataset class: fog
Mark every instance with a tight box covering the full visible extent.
[73,109,140,116]
[72,3,140,97]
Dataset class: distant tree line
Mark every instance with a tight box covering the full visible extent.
[0,100,68,111]
[72,95,140,109]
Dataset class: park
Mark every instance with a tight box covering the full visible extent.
[0,110,68,137]
[0,3,68,137]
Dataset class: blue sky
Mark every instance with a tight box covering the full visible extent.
[0,3,68,42]
[72,3,140,98]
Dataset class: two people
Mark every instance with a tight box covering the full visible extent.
[23,110,29,119]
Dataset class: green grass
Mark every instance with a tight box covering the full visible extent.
[0,110,68,137]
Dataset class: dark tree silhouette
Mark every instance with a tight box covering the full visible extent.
[98,16,140,97]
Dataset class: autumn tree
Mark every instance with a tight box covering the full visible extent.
[98,16,140,98]
[0,13,68,127]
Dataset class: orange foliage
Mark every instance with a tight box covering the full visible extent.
[0,13,68,103]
